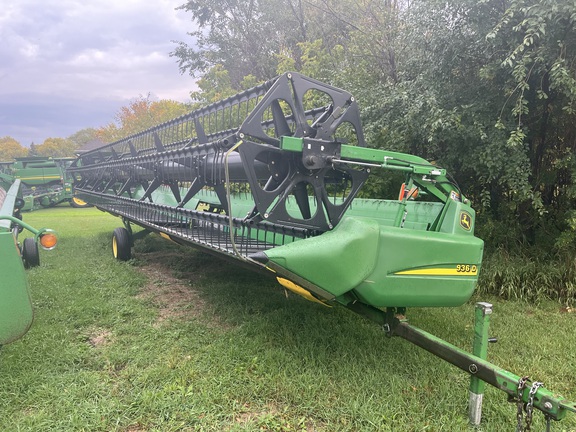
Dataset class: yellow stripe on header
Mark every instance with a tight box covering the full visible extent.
[395,265,478,276]
[18,176,61,180]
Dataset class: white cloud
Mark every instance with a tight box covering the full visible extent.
[19,41,39,58]
[0,0,199,145]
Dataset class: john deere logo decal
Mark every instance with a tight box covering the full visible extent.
[460,211,472,231]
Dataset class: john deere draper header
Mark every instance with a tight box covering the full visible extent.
[69,72,483,309]
[69,72,574,426]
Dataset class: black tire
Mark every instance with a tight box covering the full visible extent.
[22,237,40,268]
[39,201,56,208]
[112,227,132,261]
[69,196,92,208]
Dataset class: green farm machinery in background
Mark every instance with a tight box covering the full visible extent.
[69,72,575,428]
[0,157,91,211]
[0,175,58,346]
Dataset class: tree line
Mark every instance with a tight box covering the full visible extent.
[171,0,576,256]
[2,0,575,262]
[0,96,189,161]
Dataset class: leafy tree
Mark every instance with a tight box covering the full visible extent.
[189,64,237,105]
[276,39,346,85]
[174,0,576,253]
[97,96,189,143]
[483,0,576,248]
[34,138,78,158]
[172,0,311,87]
[68,128,100,148]
[28,143,39,157]
[171,0,362,90]
[0,136,28,160]
[327,0,576,250]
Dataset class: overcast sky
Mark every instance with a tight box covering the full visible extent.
[0,0,198,146]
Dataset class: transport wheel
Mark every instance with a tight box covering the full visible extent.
[22,237,40,268]
[112,227,132,261]
[69,197,91,208]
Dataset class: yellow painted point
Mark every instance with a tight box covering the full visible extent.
[159,232,178,244]
[276,277,330,307]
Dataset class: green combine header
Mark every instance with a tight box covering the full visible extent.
[0,157,90,211]
[68,72,574,428]
[0,176,58,345]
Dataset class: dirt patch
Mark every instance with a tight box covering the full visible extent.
[87,329,112,348]
[123,426,147,432]
[233,402,280,426]
[135,251,227,329]
[233,402,321,431]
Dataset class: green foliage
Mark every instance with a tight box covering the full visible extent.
[478,249,576,304]
[172,0,307,86]
[277,39,345,84]
[0,136,28,160]
[67,128,100,148]
[34,137,78,158]
[189,65,259,105]
[174,0,576,254]
[480,0,576,245]
[340,0,576,251]
[97,96,189,143]
[171,0,355,87]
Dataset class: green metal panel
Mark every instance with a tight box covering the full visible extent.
[0,180,33,344]
[352,229,483,307]
[264,201,483,307]
[12,158,64,187]
[279,136,303,152]
[0,234,33,345]
[265,217,381,297]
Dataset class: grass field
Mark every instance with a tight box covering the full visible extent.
[1,206,575,431]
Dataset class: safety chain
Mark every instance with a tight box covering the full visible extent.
[516,376,530,432]
[515,377,549,432]
[525,381,543,431]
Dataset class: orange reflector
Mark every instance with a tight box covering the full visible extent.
[398,183,419,201]
[40,233,58,250]
[398,183,406,201]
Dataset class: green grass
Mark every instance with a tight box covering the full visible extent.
[0,206,575,431]
[477,249,576,304]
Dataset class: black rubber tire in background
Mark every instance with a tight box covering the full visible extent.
[112,227,132,261]
[22,237,40,268]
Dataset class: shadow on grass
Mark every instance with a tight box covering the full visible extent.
[132,234,460,374]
